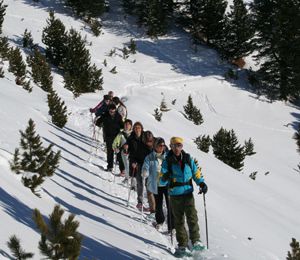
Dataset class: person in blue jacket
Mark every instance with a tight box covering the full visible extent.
[161,137,208,257]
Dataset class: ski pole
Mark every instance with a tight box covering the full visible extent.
[203,193,209,249]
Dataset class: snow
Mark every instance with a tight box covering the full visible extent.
[1,0,300,259]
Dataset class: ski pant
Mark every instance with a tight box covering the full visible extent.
[146,189,156,213]
[121,152,129,179]
[170,193,200,247]
[117,151,124,172]
[105,136,115,169]
[154,186,174,232]
[130,163,143,204]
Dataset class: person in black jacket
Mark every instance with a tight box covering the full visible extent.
[97,104,124,171]
[127,122,154,210]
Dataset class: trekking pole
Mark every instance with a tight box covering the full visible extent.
[203,193,209,249]
[141,176,146,220]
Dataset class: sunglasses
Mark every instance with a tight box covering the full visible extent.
[157,144,165,147]
[171,143,183,148]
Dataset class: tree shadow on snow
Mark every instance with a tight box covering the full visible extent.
[43,189,168,259]
[290,112,300,131]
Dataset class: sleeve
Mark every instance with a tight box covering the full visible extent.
[141,156,150,178]
[112,134,121,150]
[190,158,204,185]
[159,158,169,181]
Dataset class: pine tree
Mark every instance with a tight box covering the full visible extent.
[27,48,53,92]
[122,0,137,15]
[0,0,7,35]
[63,28,103,96]
[251,0,300,101]
[287,238,300,260]
[190,0,227,45]
[211,127,245,171]
[218,0,254,61]
[20,78,32,92]
[103,58,107,67]
[122,46,129,59]
[153,108,162,121]
[0,36,9,59]
[7,235,34,260]
[244,138,256,156]
[47,90,68,128]
[160,96,170,112]
[109,66,117,74]
[0,65,4,77]
[8,47,26,80]
[90,18,102,37]
[42,11,67,68]
[128,38,136,54]
[33,205,82,260]
[65,0,105,17]
[183,94,203,125]
[22,29,34,49]
[194,135,210,153]
[10,119,61,196]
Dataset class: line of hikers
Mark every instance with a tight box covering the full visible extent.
[89,91,208,257]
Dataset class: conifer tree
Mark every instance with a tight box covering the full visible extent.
[122,0,137,15]
[287,238,300,260]
[122,46,129,59]
[190,0,227,45]
[0,36,9,59]
[294,127,300,155]
[47,90,68,128]
[109,66,117,74]
[211,127,245,171]
[244,138,256,156]
[153,108,162,121]
[33,205,82,260]
[0,65,4,77]
[218,0,254,61]
[22,29,34,49]
[128,38,136,54]
[65,0,105,17]
[90,18,102,37]
[183,94,203,125]
[8,47,26,80]
[194,135,210,153]
[27,48,53,92]
[42,11,67,68]
[10,119,61,196]
[7,235,34,260]
[63,28,103,96]
[160,96,170,111]
[251,0,300,100]
[0,0,7,35]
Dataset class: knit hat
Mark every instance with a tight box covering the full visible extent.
[170,137,183,145]
[108,103,116,110]
[154,137,165,147]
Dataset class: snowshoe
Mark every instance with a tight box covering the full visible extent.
[173,247,192,258]
[192,241,205,252]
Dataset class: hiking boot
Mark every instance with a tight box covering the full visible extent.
[173,247,192,258]
[192,240,205,251]
[136,203,150,212]
[119,170,125,177]
[105,167,113,172]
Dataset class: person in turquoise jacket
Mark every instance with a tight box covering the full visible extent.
[161,137,208,257]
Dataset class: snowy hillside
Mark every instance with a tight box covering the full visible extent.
[0,0,300,259]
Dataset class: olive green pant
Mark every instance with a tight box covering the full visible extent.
[170,193,200,247]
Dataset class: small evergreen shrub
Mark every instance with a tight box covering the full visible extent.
[0,36,10,59]
[22,29,34,49]
[153,108,162,121]
[110,66,117,74]
[7,235,34,260]
[287,238,300,260]
[128,38,136,54]
[183,95,204,125]
[47,90,68,128]
[194,135,210,153]
[90,18,102,37]
[244,138,256,156]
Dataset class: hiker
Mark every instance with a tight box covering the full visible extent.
[161,137,208,257]
[89,93,112,115]
[112,96,127,121]
[142,137,174,231]
[127,123,153,211]
[112,119,133,179]
[96,104,124,171]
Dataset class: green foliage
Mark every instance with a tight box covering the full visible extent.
[0,36,9,59]
[190,0,227,45]
[22,29,34,49]
[109,66,117,74]
[244,138,256,156]
[103,59,107,67]
[128,38,136,54]
[194,135,210,153]
[89,18,102,37]
[251,0,300,101]
[122,0,137,15]
[63,28,103,97]
[42,11,67,68]
[7,235,34,260]
[27,48,53,92]
[249,171,257,180]
[183,95,204,125]
[47,90,68,128]
[153,108,162,121]
[33,205,82,260]
[108,48,116,57]
[0,0,7,35]
[171,99,176,105]
[19,78,32,92]
[122,46,129,59]
[218,0,254,61]
[65,0,105,17]
[287,238,300,260]
[10,119,61,196]
[211,127,245,171]
[224,68,238,80]
[8,47,26,79]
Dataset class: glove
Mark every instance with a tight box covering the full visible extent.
[114,148,120,153]
[89,108,94,113]
[142,170,147,178]
[199,182,208,194]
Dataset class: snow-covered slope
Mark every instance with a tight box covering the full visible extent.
[0,0,299,259]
